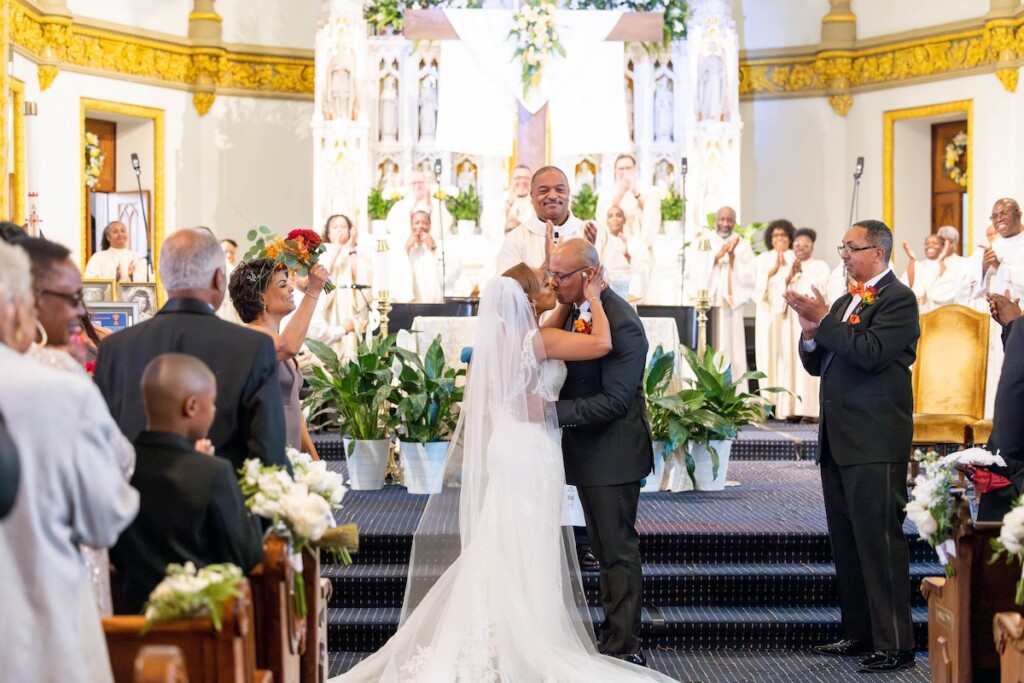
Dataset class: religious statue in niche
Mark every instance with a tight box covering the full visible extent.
[697,46,727,122]
[575,159,596,189]
[325,49,356,122]
[653,159,673,190]
[379,75,399,142]
[653,76,674,143]
[419,73,438,142]
[379,159,401,194]
[455,159,477,190]
[624,72,635,142]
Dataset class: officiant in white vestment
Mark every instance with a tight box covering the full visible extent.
[84,221,148,283]
[776,228,831,420]
[685,206,755,391]
[386,171,453,301]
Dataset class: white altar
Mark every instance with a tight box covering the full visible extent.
[314,0,742,306]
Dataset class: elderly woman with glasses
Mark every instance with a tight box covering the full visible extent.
[0,239,138,683]
[0,234,136,616]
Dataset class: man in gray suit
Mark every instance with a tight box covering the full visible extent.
[785,219,919,673]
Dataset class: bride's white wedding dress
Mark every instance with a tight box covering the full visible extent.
[331,278,676,683]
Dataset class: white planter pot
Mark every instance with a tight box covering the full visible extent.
[345,438,391,490]
[664,446,694,492]
[401,440,449,494]
[456,219,477,236]
[691,440,733,491]
[641,441,668,492]
[662,220,681,236]
[371,219,387,236]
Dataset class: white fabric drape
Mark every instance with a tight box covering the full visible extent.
[435,9,626,157]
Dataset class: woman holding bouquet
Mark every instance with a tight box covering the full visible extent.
[229,256,329,459]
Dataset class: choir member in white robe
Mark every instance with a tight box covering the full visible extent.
[385,172,452,301]
[321,214,373,332]
[920,225,965,308]
[776,228,832,419]
[495,166,603,275]
[407,211,443,303]
[753,220,796,409]
[216,239,242,323]
[601,205,651,301]
[685,206,755,391]
[482,164,535,243]
[596,155,659,300]
[84,220,148,283]
[900,233,962,313]
[0,241,139,683]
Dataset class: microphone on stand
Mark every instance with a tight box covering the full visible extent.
[131,153,154,281]
[433,158,447,301]
[679,156,689,306]
[849,156,864,229]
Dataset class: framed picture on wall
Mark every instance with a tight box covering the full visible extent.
[118,282,158,319]
[87,301,141,333]
[81,278,117,303]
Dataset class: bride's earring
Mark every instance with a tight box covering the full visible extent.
[33,319,48,349]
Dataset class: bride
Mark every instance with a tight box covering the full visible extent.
[331,264,676,682]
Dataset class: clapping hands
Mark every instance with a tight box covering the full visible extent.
[783,286,829,340]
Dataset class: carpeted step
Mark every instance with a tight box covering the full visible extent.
[323,561,941,610]
[326,605,929,653]
[328,647,931,682]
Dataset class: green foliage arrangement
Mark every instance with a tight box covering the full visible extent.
[568,0,689,44]
[660,186,684,221]
[571,183,598,220]
[368,185,401,221]
[393,336,466,443]
[142,562,244,634]
[446,185,483,222]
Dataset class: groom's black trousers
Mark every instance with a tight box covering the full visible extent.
[577,481,643,655]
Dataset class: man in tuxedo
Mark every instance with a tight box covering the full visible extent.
[784,219,919,673]
[550,238,653,666]
[95,227,288,472]
[111,353,263,613]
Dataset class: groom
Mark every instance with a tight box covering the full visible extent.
[550,238,654,665]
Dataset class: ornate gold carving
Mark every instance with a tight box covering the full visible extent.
[996,66,1019,91]
[79,99,165,292]
[37,64,59,90]
[827,93,853,116]
[193,92,216,115]
[882,101,974,250]
[9,0,314,99]
[10,80,27,225]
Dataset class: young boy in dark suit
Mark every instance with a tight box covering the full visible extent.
[111,352,263,613]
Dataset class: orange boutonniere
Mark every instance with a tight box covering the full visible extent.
[848,313,861,326]
[573,309,593,335]
[860,285,878,305]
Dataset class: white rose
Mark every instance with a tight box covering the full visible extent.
[1000,507,1024,554]
[905,500,938,537]
[279,485,335,541]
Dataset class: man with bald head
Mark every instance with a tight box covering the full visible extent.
[95,227,287,472]
[685,205,756,389]
[495,166,602,274]
[548,238,652,666]
[111,353,263,613]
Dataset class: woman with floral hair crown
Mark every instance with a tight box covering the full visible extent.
[229,255,330,458]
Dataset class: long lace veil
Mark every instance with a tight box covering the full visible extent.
[400,277,591,639]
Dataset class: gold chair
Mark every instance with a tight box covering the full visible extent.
[973,419,994,447]
[912,304,990,453]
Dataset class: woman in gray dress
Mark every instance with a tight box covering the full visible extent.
[229,257,328,457]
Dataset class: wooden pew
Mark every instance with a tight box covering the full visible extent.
[250,532,303,683]
[103,580,270,683]
[301,546,333,683]
[921,493,1024,682]
[995,613,1024,683]
[133,646,188,683]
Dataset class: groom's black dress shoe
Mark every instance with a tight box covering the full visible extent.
[579,550,599,572]
[858,650,915,672]
[811,638,874,656]
[601,650,647,667]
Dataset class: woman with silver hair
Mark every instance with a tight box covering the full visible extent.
[0,240,139,683]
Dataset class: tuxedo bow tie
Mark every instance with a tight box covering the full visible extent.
[848,281,867,297]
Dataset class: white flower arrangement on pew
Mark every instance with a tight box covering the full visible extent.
[238,448,351,616]
[142,562,244,634]
[905,449,957,576]
[990,497,1024,605]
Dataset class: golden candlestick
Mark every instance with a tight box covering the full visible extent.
[378,292,392,338]
[695,237,712,356]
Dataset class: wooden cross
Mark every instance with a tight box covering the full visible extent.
[405,9,662,171]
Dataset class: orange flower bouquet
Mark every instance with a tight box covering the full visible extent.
[243,226,335,292]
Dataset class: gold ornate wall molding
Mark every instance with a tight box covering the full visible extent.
[740,14,1024,112]
[7,0,315,114]
[882,100,974,250]
[79,98,165,287]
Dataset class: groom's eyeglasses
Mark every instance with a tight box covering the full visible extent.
[545,266,587,282]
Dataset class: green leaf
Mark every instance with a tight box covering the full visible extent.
[247,229,257,241]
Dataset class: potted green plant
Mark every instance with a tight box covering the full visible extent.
[446,185,482,236]
[393,336,466,494]
[674,345,782,490]
[660,187,684,236]
[641,345,677,492]
[368,185,400,236]
[571,183,598,220]
[304,336,401,490]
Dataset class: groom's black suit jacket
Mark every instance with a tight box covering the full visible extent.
[556,288,653,487]
[798,270,919,465]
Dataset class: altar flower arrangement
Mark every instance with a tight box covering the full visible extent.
[509,0,565,95]
[243,226,335,292]
[991,496,1024,605]
[943,131,968,188]
[660,186,684,222]
[142,562,244,634]
[446,185,483,222]
[368,185,402,220]
[84,132,105,189]
[905,450,957,576]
